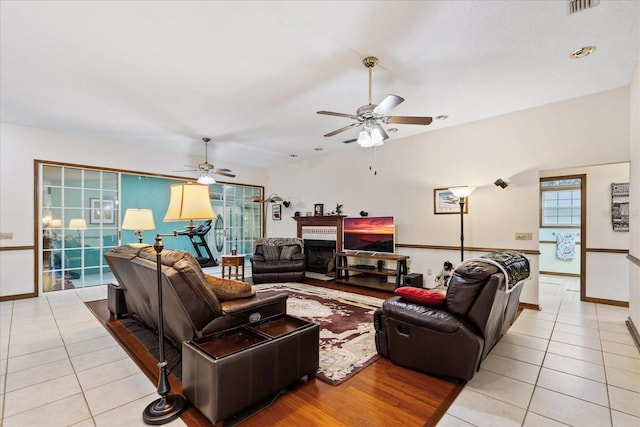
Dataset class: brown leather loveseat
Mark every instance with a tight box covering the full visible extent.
[374,251,530,381]
[250,237,305,284]
[104,244,289,346]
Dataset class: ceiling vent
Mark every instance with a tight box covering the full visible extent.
[568,0,600,14]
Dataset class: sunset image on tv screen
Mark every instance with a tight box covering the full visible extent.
[343,216,394,253]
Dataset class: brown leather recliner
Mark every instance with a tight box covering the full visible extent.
[104,244,288,346]
[374,251,529,381]
[250,237,305,284]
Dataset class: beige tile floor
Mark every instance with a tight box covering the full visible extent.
[1,275,638,426]
[440,275,640,427]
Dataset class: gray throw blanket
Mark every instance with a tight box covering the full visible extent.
[462,250,530,293]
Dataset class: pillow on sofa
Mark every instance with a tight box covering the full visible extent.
[262,245,281,261]
[394,287,446,306]
[280,244,301,260]
[205,275,256,301]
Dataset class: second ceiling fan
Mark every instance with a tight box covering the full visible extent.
[174,137,236,184]
[317,56,432,147]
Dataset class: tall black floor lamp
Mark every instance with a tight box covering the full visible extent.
[143,182,216,425]
[448,186,475,262]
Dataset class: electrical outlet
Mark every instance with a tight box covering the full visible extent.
[427,268,432,275]
[515,232,532,240]
[0,232,13,240]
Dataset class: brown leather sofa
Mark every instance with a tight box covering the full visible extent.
[104,244,289,346]
[374,251,529,381]
[250,237,305,284]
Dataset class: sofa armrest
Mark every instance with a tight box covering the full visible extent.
[220,290,287,313]
[251,254,266,263]
[382,296,462,334]
[291,253,305,261]
[200,290,288,336]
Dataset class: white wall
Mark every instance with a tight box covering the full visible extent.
[0,122,267,297]
[266,87,632,306]
[629,60,640,329]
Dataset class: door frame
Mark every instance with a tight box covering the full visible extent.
[539,174,587,301]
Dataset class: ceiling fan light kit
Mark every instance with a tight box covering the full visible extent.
[175,137,236,184]
[318,56,433,147]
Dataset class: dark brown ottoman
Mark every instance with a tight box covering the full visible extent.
[182,314,319,423]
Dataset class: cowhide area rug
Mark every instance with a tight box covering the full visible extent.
[254,282,384,385]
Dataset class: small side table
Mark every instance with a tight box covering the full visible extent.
[221,254,245,281]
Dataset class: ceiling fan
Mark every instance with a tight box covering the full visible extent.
[317,56,433,147]
[174,137,236,184]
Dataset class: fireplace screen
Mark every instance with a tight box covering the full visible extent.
[304,239,336,273]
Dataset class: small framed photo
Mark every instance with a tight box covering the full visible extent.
[434,188,467,215]
[314,203,324,216]
[272,203,281,221]
[90,198,116,224]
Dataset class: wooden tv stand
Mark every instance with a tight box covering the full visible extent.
[335,251,409,291]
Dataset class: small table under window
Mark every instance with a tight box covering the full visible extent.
[221,254,245,281]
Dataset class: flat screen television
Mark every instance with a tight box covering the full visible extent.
[343,216,395,253]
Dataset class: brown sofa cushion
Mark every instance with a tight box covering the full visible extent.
[262,245,281,261]
[205,275,256,301]
[446,261,499,316]
[280,244,301,260]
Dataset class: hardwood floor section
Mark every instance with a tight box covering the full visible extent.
[88,278,464,426]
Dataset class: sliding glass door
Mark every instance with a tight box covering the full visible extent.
[39,162,264,293]
[41,165,118,291]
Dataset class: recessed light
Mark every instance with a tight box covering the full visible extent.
[435,114,449,120]
[570,46,597,59]
[314,147,323,151]
[387,128,398,133]
[289,154,298,158]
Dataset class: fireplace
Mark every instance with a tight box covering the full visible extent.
[294,215,345,274]
[304,239,336,273]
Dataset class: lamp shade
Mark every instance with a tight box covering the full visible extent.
[449,186,476,198]
[265,193,283,203]
[122,208,155,231]
[69,218,87,230]
[49,219,62,228]
[164,182,216,221]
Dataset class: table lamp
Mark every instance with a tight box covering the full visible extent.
[122,208,155,243]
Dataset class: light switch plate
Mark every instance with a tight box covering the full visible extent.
[0,232,13,240]
[515,232,533,240]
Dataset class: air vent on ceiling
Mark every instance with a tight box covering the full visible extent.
[568,0,600,14]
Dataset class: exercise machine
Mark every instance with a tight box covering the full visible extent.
[177,220,219,267]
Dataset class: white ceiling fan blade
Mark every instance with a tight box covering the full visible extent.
[317,110,358,119]
[214,170,236,178]
[374,123,389,141]
[386,115,433,125]
[324,122,360,137]
[373,95,404,115]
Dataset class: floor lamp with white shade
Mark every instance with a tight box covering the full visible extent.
[448,186,475,262]
[143,182,216,425]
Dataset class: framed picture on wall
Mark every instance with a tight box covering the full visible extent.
[90,198,115,224]
[272,204,281,221]
[434,188,466,214]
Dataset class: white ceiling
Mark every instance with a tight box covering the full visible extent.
[1,1,639,170]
